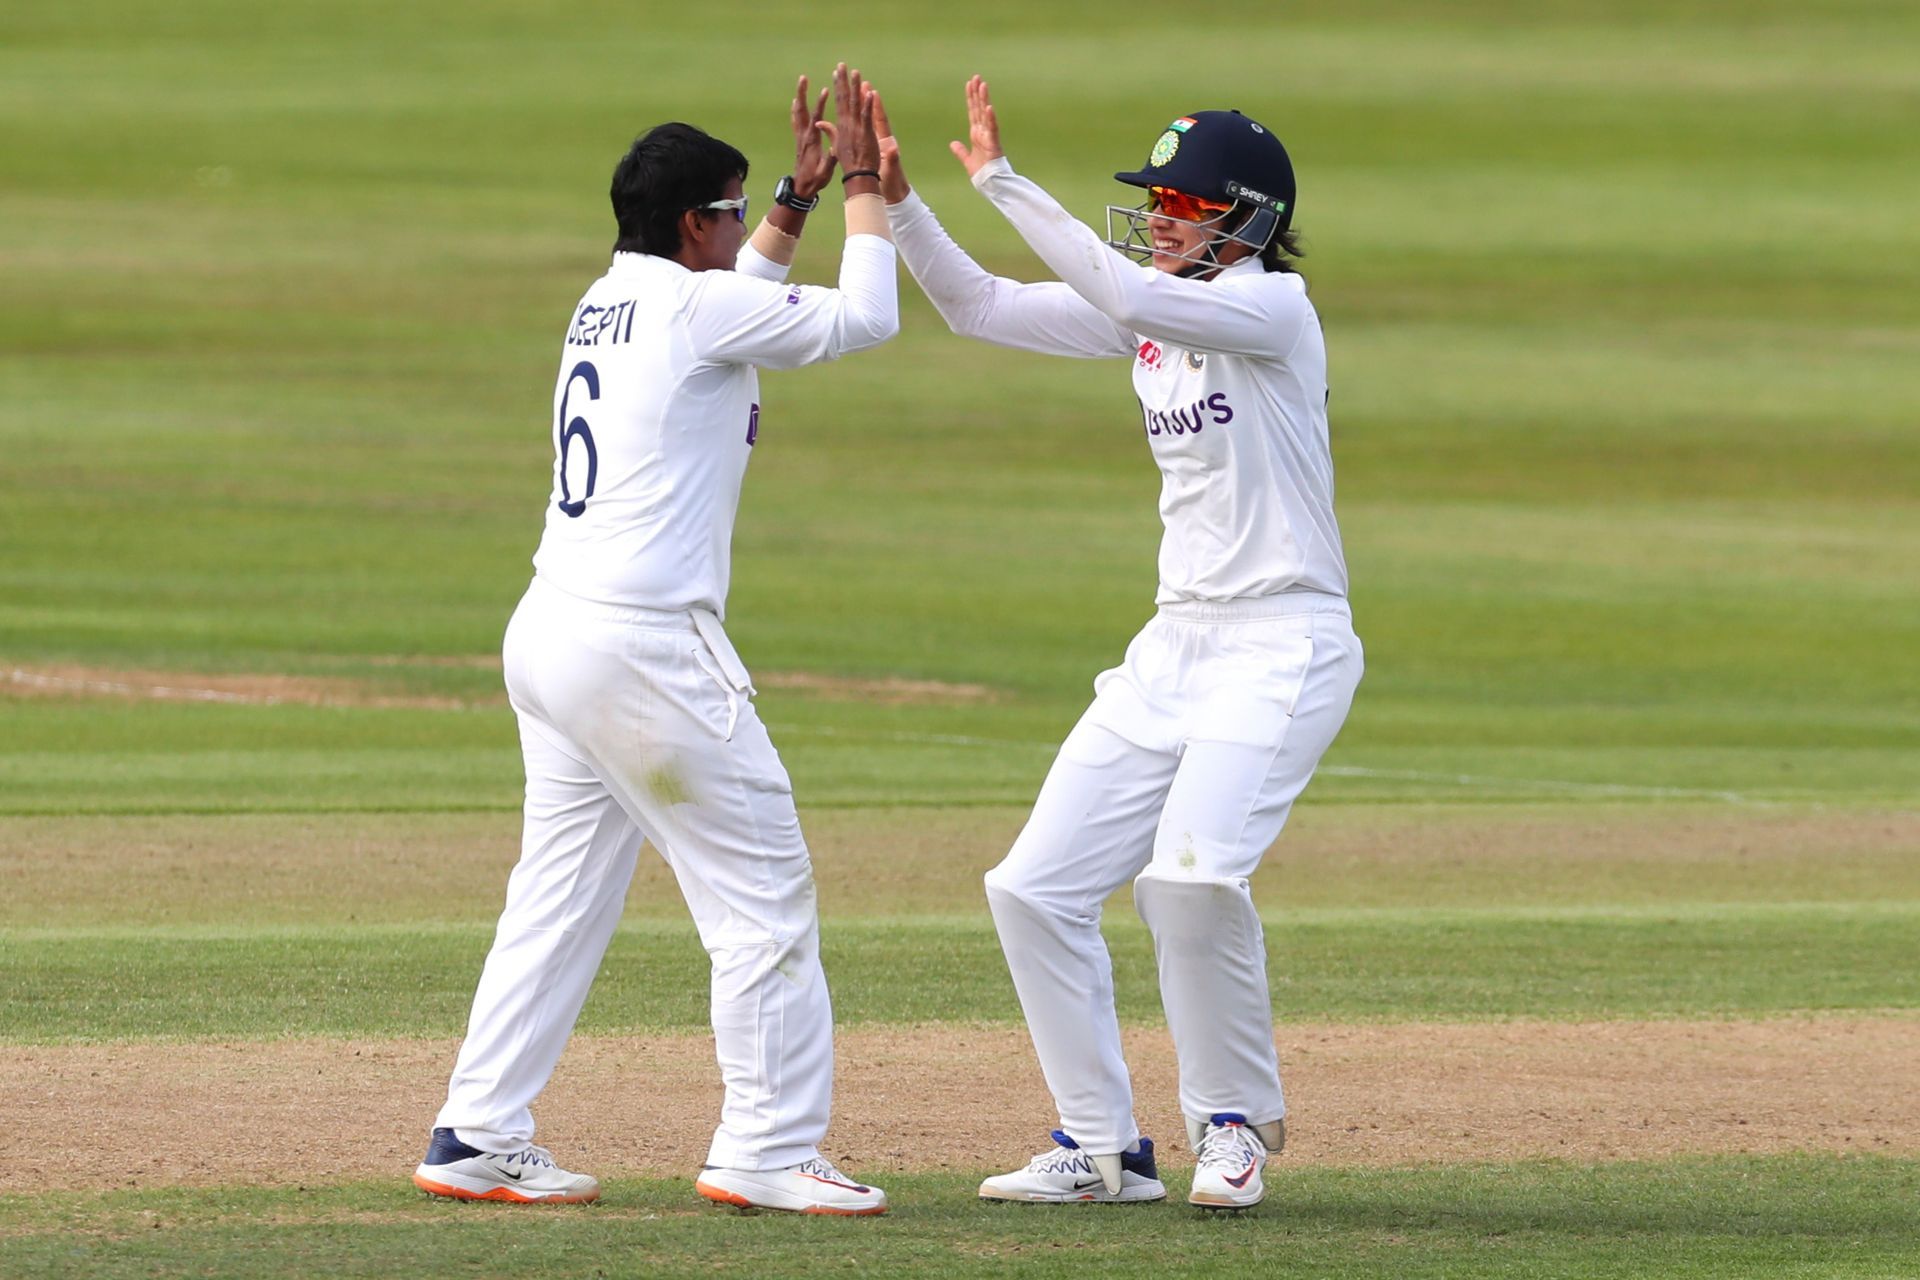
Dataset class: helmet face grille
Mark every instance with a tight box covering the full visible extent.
[1103,198,1278,272]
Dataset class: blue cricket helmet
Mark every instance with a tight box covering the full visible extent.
[1113,109,1296,231]
[1105,110,1295,271]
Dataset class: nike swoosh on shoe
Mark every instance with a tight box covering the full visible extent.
[797,1173,872,1193]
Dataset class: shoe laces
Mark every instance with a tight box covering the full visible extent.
[794,1157,858,1184]
[1024,1133,1095,1176]
[1195,1122,1264,1174]
[504,1145,557,1170]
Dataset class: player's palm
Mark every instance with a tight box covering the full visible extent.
[871,89,909,204]
[790,75,834,199]
[949,75,1004,178]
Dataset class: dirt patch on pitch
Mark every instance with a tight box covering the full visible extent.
[3,660,996,710]
[374,656,1000,704]
[1,664,474,711]
[3,1016,1914,1192]
[756,671,1000,704]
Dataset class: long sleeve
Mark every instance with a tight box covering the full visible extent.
[733,238,792,282]
[689,234,899,370]
[887,190,1135,360]
[971,157,1307,361]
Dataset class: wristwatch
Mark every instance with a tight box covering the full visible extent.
[773,176,819,213]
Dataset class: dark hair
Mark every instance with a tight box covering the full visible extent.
[610,123,749,257]
[1257,224,1305,276]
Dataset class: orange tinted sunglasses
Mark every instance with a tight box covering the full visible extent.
[1149,186,1233,221]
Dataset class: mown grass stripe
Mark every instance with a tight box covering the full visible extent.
[5,898,1918,941]
[4,906,1913,1043]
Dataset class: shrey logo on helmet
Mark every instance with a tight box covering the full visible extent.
[1106,110,1297,273]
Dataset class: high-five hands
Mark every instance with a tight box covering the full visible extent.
[789,74,834,200]
[870,87,909,204]
[817,62,881,190]
[949,75,1005,179]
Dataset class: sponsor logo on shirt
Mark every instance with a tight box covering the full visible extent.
[1143,392,1233,438]
[785,286,802,306]
[1137,339,1165,371]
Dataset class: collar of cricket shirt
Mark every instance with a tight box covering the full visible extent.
[610,250,686,276]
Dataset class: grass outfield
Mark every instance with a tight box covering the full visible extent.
[6,805,1915,1041]
[4,1,1917,818]
[3,1161,1916,1280]
[3,0,1918,1275]
[5,904,1916,1043]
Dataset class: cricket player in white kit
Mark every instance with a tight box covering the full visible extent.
[412,67,898,1214]
[873,80,1362,1210]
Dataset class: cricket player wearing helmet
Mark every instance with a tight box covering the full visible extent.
[411,66,897,1215]
[873,80,1361,1210]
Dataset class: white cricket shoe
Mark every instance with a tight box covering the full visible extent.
[696,1157,888,1216]
[1187,1113,1270,1210]
[412,1128,600,1204]
[979,1131,1167,1203]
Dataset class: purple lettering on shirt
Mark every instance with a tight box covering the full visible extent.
[746,402,760,446]
[1208,392,1233,425]
[568,304,597,345]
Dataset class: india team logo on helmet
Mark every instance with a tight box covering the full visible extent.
[1106,110,1297,272]
[1148,116,1196,168]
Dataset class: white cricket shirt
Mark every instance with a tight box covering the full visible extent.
[888,157,1347,604]
[529,235,897,617]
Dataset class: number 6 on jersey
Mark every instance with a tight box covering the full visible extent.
[557,360,600,518]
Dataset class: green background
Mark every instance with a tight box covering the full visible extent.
[2,0,1916,1275]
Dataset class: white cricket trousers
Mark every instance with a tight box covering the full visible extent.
[435,576,833,1171]
[984,593,1362,1154]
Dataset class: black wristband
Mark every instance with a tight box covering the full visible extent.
[841,169,881,184]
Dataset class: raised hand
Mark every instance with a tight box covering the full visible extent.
[818,62,880,180]
[948,75,1004,178]
[870,86,909,204]
[789,74,834,199]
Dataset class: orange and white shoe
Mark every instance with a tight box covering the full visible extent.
[696,1157,888,1215]
[412,1128,600,1204]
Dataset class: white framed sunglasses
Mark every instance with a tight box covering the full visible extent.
[695,196,749,223]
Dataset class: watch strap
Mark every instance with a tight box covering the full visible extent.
[773,176,819,212]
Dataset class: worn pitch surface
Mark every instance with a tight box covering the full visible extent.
[5,1017,1915,1192]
